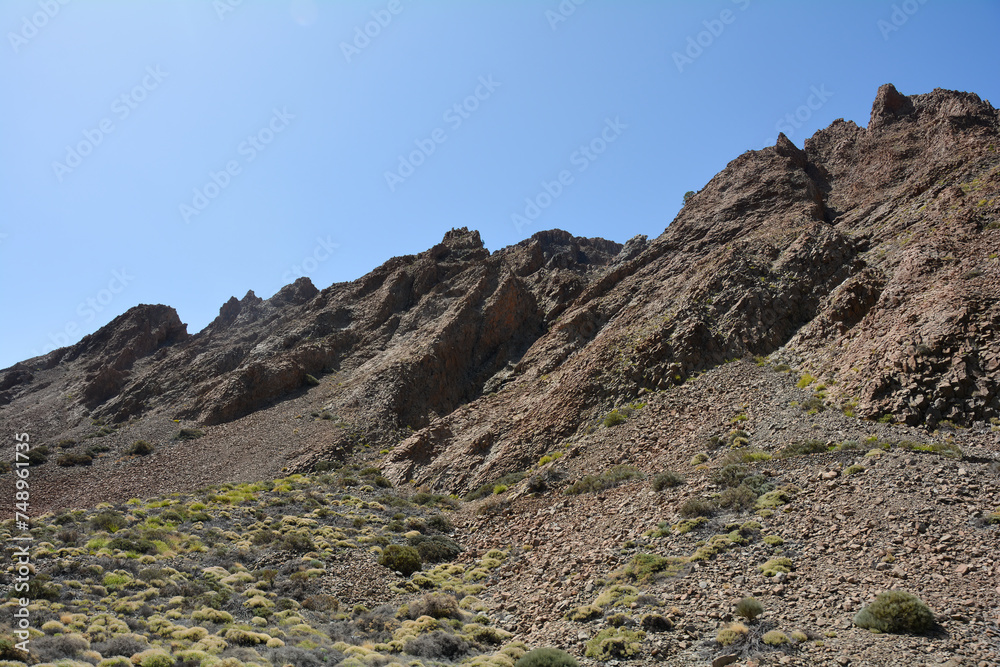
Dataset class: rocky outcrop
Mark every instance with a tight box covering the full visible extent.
[0,84,996,501]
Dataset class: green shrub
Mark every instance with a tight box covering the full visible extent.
[564,465,643,495]
[796,373,817,388]
[651,471,685,491]
[763,534,784,547]
[127,440,155,456]
[303,374,320,386]
[711,463,748,489]
[408,534,462,563]
[776,439,828,458]
[281,530,315,553]
[717,484,757,511]
[762,630,789,645]
[91,511,126,533]
[584,627,645,660]
[734,597,763,620]
[57,452,93,467]
[515,647,579,667]
[378,544,422,576]
[108,536,157,554]
[27,446,49,465]
[678,497,715,518]
[759,557,793,577]
[406,593,460,619]
[175,428,205,441]
[844,464,865,476]
[603,410,627,428]
[620,553,685,583]
[716,622,748,646]
[853,590,935,634]
[690,453,709,465]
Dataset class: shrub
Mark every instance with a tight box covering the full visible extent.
[711,463,748,489]
[175,427,205,440]
[304,374,320,386]
[717,484,756,511]
[403,629,471,659]
[408,534,462,563]
[428,514,452,532]
[378,544,422,576]
[57,452,93,467]
[620,553,686,583]
[407,593,459,619]
[755,489,793,509]
[734,597,763,621]
[639,614,673,632]
[281,530,315,553]
[759,557,793,577]
[716,622,748,646]
[584,627,645,660]
[790,630,809,642]
[566,604,603,622]
[565,465,643,495]
[762,630,789,645]
[651,471,685,491]
[690,453,709,465]
[678,497,715,518]
[91,511,126,533]
[853,590,935,634]
[777,440,828,458]
[91,633,150,657]
[515,647,579,667]
[763,534,784,547]
[603,410,627,427]
[108,535,157,554]
[27,446,49,465]
[844,464,865,476]
[127,440,155,456]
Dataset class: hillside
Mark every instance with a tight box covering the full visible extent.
[1,84,999,666]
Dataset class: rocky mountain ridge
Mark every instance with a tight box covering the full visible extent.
[1,82,997,504]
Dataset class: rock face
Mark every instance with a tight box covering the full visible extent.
[0,84,997,504]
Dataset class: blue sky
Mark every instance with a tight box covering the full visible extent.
[2,0,998,369]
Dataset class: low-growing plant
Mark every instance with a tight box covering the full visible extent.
[762,630,789,645]
[716,622,748,646]
[853,590,935,634]
[603,410,627,428]
[378,544,422,576]
[564,465,643,495]
[175,427,205,440]
[678,497,716,518]
[584,627,645,660]
[651,471,685,491]
[127,440,155,456]
[759,557,793,577]
[690,452,709,465]
[515,647,579,667]
[776,439,828,458]
[734,597,763,621]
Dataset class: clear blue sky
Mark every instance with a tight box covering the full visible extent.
[2,0,998,369]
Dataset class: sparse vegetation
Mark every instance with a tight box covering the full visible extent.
[734,597,763,620]
[174,428,204,441]
[651,470,685,491]
[564,465,643,495]
[516,647,579,667]
[127,440,155,456]
[853,590,935,634]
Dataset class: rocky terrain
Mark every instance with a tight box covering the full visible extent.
[1,84,999,666]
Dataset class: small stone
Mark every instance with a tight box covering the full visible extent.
[955,564,971,575]
[836,656,851,666]
[712,655,739,667]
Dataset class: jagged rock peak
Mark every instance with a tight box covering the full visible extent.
[441,227,484,250]
[271,277,319,305]
[869,83,915,129]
